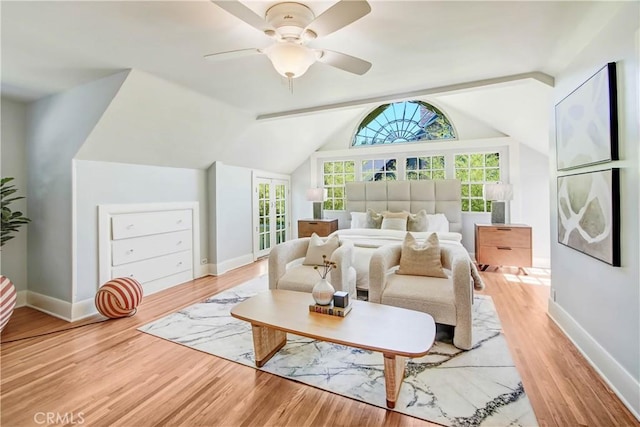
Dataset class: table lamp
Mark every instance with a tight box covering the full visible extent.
[483,183,513,224]
[306,188,327,220]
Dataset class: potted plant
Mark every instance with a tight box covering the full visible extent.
[1,177,30,247]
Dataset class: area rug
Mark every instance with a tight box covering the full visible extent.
[139,276,538,427]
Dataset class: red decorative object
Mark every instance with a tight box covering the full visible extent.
[95,277,143,319]
[0,275,17,332]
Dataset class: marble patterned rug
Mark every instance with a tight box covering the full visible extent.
[139,276,538,427]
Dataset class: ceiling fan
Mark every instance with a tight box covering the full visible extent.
[205,0,372,87]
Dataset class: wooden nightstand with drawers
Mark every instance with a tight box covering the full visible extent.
[298,219,338,238]
[475,224,532,274]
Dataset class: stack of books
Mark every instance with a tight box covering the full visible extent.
[308,303,352,317]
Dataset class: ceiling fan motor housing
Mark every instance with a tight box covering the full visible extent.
[265,2,316,41]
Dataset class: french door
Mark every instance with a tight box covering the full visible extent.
[253,177,289,259]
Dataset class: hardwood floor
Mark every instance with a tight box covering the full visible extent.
[1,262,637,426]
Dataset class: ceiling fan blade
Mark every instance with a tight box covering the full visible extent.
[307,0,371,38]
[317,50,371,75]
[210,1,272,33]
[204,48,262,62]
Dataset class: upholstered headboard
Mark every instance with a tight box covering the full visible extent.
[345,180,462,233]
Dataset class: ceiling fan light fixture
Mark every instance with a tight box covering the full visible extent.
[264,42,316,79]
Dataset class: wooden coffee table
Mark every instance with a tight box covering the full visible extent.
[230,289,435,408]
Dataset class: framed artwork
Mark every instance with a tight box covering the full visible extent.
[555,62,618,171]
[557,168,620,266]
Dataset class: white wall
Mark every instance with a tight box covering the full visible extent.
[515,143,551,266]
[0,98,29,293]
[74,160,208,301]
[290,158,313,239]
[26,71,128,302]
[548,3,639,418]
[207,162,256,274]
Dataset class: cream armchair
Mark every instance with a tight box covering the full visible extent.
[369,243,473,350]
[269,237,357,297]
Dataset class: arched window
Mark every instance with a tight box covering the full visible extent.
[352,101,456,146]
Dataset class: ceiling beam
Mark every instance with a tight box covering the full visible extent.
[256,71,554,121]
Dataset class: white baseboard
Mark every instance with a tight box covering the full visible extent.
[210,254,254,276]
[533,257,550,269]
[15,290,28,308]
[71,298,99,321]
[548,299,640,420]
[197,263,209,278]
[27,291,74,322]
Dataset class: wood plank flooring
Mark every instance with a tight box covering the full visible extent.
[1,261,637,426]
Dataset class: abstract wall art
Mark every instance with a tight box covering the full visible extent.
[557,168,620,266]
[555,62,618,171]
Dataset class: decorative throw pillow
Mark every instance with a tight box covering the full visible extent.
[303,233,340,265]
[381,211,409,231]
[350,212,368,229]
[365,209,383,229]
[426,213,450,232]
[407,209,428,232]
[397,232,448,278]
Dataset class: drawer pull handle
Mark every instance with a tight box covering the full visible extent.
[129,274,134,277]
[177,219,183,224]
[177,261,183,266]
[127,249,134,254]
[496,228,512,231]
[126,224,134,229]
[307,222,318,225]
[497,246,512,250]
[177,241,182,245]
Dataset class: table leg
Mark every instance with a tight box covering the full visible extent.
[383,353,406,409]
[251,324,286,367]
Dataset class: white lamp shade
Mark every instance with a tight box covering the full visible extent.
[265,42,316,79]
[484,183,513,201]
[306,188,327,202]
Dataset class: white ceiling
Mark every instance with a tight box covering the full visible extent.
[1,1,619,172]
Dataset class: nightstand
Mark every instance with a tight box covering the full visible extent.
[298,219,338,238]
[475,224,532,273]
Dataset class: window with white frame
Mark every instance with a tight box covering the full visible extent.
[454,152,501,212]
[322,160,355,210]
[320,151,504,211]
[352,101,456,146]
[405,155,446,180]
[361,158,397,181]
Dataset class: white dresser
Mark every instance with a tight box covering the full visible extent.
[99,202,201,295]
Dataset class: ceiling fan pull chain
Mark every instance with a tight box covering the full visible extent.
[286,72,294,94]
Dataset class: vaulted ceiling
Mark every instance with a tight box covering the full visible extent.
[1,1,620,173]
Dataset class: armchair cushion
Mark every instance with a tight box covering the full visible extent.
[381,273,457,326]
[303,233,339,266]
[397,233,447,278]
[278,265,322,293]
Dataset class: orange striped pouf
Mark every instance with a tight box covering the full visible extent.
[0,275,17,333]
[95,278,143,318]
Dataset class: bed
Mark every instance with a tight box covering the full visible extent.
[327,180,483,291]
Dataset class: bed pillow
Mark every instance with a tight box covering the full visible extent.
[303,233,340,266]
[365,209,383,229]
[381,211,409,231]
[407,209,428,232]
[350,212,368,229]
[426,213,450,232]
[397,232,447,278]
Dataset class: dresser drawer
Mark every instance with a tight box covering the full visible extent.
[477,246,532,268]
[477,226,530,248]
[112,210,192,240]
[111,229,192,266]
[111,250,192,284]
[298,219,338,238]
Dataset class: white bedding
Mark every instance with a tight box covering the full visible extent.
[328,228,465,291]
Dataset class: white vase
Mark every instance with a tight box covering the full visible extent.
[312,278,335,306]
